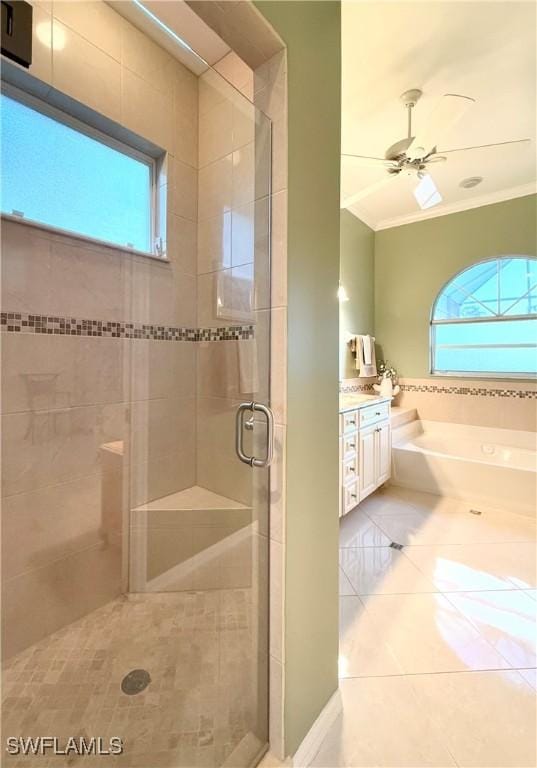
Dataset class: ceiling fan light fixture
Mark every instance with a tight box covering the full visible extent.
[459,176,484,189]
[414,173,442,210]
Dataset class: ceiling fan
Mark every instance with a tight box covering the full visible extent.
[341,88,531,210]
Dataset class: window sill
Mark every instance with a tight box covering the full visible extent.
[430,370,537,382]
[1,213,169,263]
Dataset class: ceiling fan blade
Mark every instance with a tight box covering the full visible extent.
[407,93,475,160]
[341,173,399,209]
[342,153,398,169]
[413,173,442,210]
[437,138,531,154]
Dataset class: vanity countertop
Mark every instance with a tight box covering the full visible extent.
[339,393,392,414]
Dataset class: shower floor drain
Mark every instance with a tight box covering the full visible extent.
[121,669,151,695]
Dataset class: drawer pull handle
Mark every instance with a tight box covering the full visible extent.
[375,411,381,416]
[349,443,356,449]
[348,466,355,472]
[350,493,357,500]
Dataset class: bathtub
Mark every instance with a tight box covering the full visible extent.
[391,420,537,517]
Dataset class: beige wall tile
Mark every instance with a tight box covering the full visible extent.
[1,220,52,315]
[120,16,175,94]
[270,425,286,543]
[52,20,121,123]
[130,397,195,465]
[167,214,197,276]
[130,340,195,401]
[196,396,251,504]
[198,212,232,274]
[2,540,121,658]
[199,68,234,116]
[269,656,285,760]
[130,450,195,508]
[233,95,256,151]
[1,333,73,414]
[72,337,129,406]
[131,257,196,327]
[198,155,233,220]
[197,341,240,398]
[231,202,255,267]
[121,68,174,153]
[49,237,126,320]
[174,64,198,169]
[172,158,198,222]
[53,1,122,61]
[214,51,253,101]
[197,268,230,327]
[199,98,233,168]
[269,539,283,662]
[232,142,255,209]
[2,403,127,497]
[270,190,287,309]
[2,334,128,413]
[2,474,103,580]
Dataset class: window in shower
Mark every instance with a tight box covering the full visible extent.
[0,89,156,254]
[431,256,537,377]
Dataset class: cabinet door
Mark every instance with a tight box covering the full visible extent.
[359,426,377,500]
[376,422,391,486]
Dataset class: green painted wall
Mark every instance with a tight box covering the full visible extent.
[374,194,537,378]
[255,0,341,756]
[339,210,375,379]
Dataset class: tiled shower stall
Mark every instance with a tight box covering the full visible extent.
[0,3,285,765]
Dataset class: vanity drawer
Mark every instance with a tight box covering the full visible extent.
[360,402,390,427]
[342,456,358,484]
[342,432,358,460]
[340,409,359,435]
[343,481,359,514]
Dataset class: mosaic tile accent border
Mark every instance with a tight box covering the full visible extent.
[0,312,254,342]
[340,380,375,394]
[399,382,537,400]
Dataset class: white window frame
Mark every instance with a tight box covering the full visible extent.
[430,256,537,380]
[1,83,165,259]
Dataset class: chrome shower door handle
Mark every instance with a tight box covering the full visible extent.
[235,401,275,468]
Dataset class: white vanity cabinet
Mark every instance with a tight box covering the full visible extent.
[339,399,391,517]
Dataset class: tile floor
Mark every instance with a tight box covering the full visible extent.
[313,485,537,768]
[2,589,262,767]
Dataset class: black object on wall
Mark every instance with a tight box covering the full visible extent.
[1,0,32,69]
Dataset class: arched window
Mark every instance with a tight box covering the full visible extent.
[431,257,537,377]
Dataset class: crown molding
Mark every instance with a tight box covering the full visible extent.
[372,182,537,231]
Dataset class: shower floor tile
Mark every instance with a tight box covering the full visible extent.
[2,589,262,767]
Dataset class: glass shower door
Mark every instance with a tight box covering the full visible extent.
[124,63,273,767]
[0,4,272,765]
